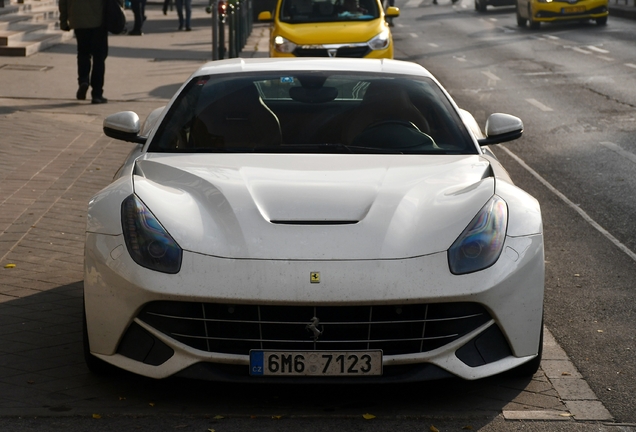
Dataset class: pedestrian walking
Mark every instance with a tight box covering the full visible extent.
[129,0,147,35]
[59,0,115,104]
[163,0,173,14]
[175,0,192,31]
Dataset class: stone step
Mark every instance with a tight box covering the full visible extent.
[0,0,70,57]
[0,29,70,56]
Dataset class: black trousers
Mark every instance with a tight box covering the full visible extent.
[131,0,147,32]
[75,27,108,99]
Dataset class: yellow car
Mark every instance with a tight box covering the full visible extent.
[258,0,399,58]
[516,0,608,28]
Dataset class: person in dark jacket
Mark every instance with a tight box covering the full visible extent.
[59,0,119,104]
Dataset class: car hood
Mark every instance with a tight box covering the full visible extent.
[132,154,495,260]
[275,19,386,45]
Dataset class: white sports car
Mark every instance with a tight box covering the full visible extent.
[84,58,544,383]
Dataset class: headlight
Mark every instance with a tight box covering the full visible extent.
[121,194,182,274]
[537,0,553,2]
[274,35,297,53]
[367,29,390,51]
[448,196,508,275]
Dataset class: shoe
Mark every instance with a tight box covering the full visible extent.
[129,29,142,35]
[178,24,183,30]
[91,97,108,104]
[76,82,89,100]
[163,6,167,14]
[186,27,192,31]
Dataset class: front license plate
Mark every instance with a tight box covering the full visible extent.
[250,350,383,376]
[562,6,586,13]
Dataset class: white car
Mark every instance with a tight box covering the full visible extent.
[84,58,544,383]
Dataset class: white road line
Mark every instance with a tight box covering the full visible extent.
[410,32,419,38]
[597,56,614,62]
[428,43,439,47]
[586,45,609,54]
[545,35,560,40]
[572,47,592,55]
[496,145,636,263]
[626,63,636,69]
[481,71,501,81]
[523,72,553,76]
[526,98,553,112]
[600,141,636,165]
[489,18,498,22]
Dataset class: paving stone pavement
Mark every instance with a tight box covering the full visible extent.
[0,1,628,429]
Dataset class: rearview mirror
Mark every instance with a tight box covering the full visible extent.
[385,6,399,17]
[258,11,273,21]
[478,113,523,146]
[103,111,146,144]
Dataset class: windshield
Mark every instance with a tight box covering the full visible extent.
[149,71,477,155]
[279,0,380,23]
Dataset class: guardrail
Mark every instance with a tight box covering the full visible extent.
[208,0,253,59]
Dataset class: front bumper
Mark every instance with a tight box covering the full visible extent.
[84,233,544,381]
[532,0,608,21]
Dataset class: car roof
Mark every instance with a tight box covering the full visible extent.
[194,58,434,79]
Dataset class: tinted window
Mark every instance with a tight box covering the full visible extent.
[279,0,380,22]
[149,72,477,155]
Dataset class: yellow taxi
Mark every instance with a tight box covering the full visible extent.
[258,0,399,58]
[516,0,608,28]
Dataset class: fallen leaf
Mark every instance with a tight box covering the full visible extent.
[4,264,16,269]
[272,415,282,420]
[559,413,573,417]
[362,413,376,420]
[92,414,102,419]
[149,402,155,407]
[208,429,215,432]
[27,380,35,384]
[430,426,440,432]
[597,330,604,333]
[213,415,224,420]
[462,427,474,431]
[574,274,580,277]
[561,372,571,376]
[250,415,257,419]
[119,396,126,400]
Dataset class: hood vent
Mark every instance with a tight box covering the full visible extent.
[270,220,359,225]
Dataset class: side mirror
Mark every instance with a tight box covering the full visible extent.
[385,6,399,17]
[258,11,273,21]
[103,111,146,144]
[478,113,523,146]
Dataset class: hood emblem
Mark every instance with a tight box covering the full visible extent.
[310,272,320,283]
[306,317,323,341]
[327,48,338,58]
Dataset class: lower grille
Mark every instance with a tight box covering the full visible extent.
[293,46,371,58]
[138,302,491,356]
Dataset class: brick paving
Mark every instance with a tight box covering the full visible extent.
[0,1,623,426]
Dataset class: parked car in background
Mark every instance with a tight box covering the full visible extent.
[516,0,608,28]
[474,0,515,12]
[258,0,399,58]
[85,58,545,383]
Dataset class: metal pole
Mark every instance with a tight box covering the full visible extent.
[210,0,219,60]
